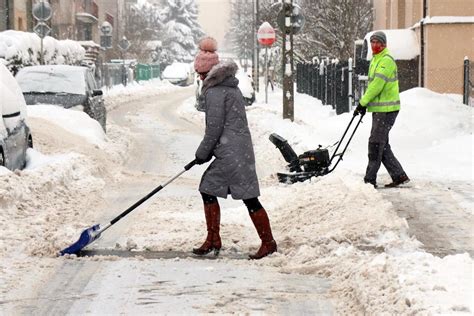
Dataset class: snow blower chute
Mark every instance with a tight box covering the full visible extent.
[60,159,197,256]
[270,114,364,184]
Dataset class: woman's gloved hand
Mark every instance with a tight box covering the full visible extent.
[195,154,212,165]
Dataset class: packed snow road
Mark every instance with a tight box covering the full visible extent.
[11,86,334,315]
[381,180,473,257]
[0,82,471,315]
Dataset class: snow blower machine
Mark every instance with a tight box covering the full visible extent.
[269,114,364,184]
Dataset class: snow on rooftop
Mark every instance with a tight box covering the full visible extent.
[424,15,474,25]
[364,29,420,60]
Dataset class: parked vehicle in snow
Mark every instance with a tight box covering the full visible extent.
[161,62,194,86]
[195,68,255,107]
[0,63,33,170]
[235,68,256,105]
[16,65,106,131]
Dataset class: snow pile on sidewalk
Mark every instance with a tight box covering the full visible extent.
[0,91,136,301]
[0,77,470,314]
[178,87,473,315]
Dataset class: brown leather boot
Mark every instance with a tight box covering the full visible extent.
[249,208,277,259]
[192,202,221,256]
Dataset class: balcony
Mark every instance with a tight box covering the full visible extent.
[76,0,99,24]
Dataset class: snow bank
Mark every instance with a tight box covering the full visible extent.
[0,86,138,301]
[178,86,473,315]
[0,77,471,315]
[104,78,183,111]
[27,104,105,146]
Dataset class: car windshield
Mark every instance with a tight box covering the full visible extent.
[16,67,86,95]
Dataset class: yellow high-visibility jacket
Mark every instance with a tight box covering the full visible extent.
[360,48,400,112]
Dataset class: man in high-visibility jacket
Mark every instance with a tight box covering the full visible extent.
[354,31,410,188]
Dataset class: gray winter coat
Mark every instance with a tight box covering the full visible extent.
[195,61,260,200]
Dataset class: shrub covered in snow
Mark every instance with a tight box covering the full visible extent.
[0,30,85,74]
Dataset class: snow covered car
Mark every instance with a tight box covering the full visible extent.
[195,68,255,107]
[235,69,256,105]
[0,63,33,170]
[161,62,194,86]
[16,65,106,131]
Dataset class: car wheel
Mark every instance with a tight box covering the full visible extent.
[100,116,106,132]
[28,135,33,148]
[0,148,5,167]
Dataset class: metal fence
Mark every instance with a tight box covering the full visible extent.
[135,63,160,81]
[296,59,354,115]
[295,55,436,115]
[464,58,473,106]
[101,63,127,88]
[99,63,160,89]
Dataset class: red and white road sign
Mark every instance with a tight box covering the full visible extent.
[257,22,276,46]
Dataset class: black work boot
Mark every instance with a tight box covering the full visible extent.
[364,178,378,188]
[385,174,410,188]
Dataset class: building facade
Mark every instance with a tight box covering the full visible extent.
[373,0,474,94]
[0,1,135,45]
[49,0,99,42]
[0,0,33,32]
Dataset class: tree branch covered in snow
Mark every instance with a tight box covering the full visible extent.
[0,31,85,75]
[124,2,164,62]
[158,0,204,64]
[224,0,255,62]
[296,0,373,60]
[122,0,204,65]
[229,0,373,62]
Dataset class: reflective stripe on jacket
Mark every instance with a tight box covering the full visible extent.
[360,48,400,113]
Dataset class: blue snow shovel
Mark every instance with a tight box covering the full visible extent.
[60,159,198,256]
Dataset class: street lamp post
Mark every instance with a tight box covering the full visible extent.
[118,36,130,86]
[254,0,260,92]
[32,0,53,65]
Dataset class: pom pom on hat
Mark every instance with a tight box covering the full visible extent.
[194,36,219,74]
[199,37,217,52]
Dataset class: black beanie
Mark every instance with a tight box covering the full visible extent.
[370,31,387,45]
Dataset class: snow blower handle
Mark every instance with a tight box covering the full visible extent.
[327,115,364,173]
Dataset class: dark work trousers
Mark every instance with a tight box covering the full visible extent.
[364,111,407,183]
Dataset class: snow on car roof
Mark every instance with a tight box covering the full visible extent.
[162,62,192,79]
[16,65,88,95]
[17,64,88,73]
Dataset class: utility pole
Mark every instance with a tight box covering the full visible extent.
[282,0,294,121]
[420,0,428,87]
[255,0,259,92]
[252,0,260,93]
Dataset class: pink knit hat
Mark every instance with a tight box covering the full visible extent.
[194,37,219,74]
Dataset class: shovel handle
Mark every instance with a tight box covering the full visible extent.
[109,159,197,226]
[184,159,198,170]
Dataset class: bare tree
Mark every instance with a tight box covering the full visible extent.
[228,0,373,61]
[224,0,254,62]
[297,0,373,60]
[123,3,163,62]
